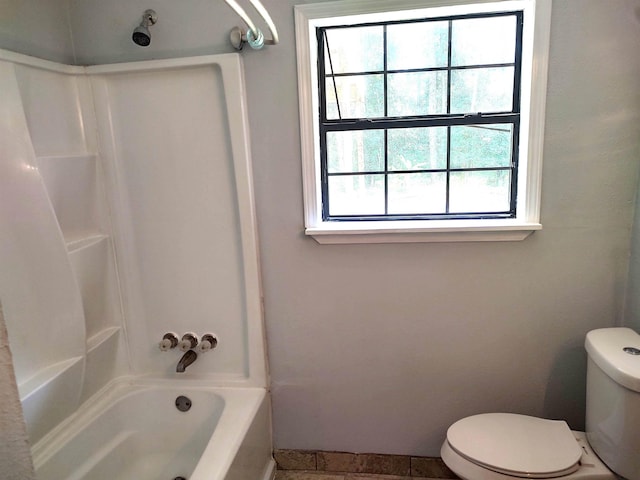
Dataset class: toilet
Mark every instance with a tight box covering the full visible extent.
[441,328,640,480]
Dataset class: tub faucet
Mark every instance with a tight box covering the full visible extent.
[176,349,197,373]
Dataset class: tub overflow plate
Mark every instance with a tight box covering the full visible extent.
[175,395,192,412]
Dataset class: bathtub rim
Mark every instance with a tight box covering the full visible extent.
[32,375,269,479]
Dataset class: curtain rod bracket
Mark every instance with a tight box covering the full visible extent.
[230,26,269,50]
[224,0,279,51]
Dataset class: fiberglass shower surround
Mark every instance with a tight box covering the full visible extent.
[1,47,272,480]
[0,3,281,477]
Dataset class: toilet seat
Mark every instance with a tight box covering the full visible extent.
[446,413,583,478]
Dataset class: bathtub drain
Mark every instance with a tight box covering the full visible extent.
[175,395,192,412]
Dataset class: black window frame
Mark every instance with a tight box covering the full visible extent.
[317,11,525,222]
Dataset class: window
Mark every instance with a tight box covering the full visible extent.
[295,0,552,243]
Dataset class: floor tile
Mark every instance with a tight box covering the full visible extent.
[410,457,456,478]
[275,449,317,470]
[345,474,435,480]
[317,452,410,476]
[275,471,345,480]
[345,474,411,479]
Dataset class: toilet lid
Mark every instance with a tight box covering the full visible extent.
[446,413,582,478]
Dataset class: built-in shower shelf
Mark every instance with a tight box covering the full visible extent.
[87,326,121,352]
[82,327,124,402]
[18,356,86,445]
[66,232,108,253]
[18,356,84,401]
[6,53,127,446]
[69,236,122,340]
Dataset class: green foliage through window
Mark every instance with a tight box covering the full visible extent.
[318,11,523,220]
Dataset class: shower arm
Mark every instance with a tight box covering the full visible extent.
[224,0,279,49]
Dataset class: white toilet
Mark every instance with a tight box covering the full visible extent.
[441,327,640,480]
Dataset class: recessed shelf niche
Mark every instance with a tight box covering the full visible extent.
[68,236,122,338]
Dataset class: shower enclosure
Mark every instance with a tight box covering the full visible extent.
[0,47,272,479]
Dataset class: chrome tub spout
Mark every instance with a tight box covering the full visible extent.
[176,349,197,373]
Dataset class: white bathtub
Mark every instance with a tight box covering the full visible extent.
[31,378,275,480]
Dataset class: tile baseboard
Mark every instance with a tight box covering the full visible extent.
[274,449,457,478]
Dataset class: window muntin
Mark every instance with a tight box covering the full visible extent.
[318,11,523,221]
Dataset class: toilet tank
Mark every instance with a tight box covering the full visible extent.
[585,327,640,480]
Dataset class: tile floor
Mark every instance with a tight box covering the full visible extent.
[273,449,458,480]
[275,473,438,480]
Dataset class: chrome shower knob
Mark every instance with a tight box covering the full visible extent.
[158,332,179,351]
[197,334,218,353]
[179,332,199,352]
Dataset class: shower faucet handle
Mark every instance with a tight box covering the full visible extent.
[197,334,218,353]
[159,332,179,351]
[179,332,199,352]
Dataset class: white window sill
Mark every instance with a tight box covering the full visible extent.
[305,220,542,244]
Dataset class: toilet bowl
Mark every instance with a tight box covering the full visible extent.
[441,328,640,480]
[440,415,615,480]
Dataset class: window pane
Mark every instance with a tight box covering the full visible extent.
[450,124,513,169]
[388,127,447,171]
[326,75,384,119]
[328,174,385,215]
[449,170,511,213]
[327,130,384,173]
[450,67,514,114]
[451,16,516,66]
[387,21,448,70]
[324,26,384,74]
[388,71,447,116]
[388,173,446,214]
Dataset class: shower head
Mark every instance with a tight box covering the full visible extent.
[132,25,151,46]
[132,9,157,47]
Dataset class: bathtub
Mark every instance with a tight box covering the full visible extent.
[31,378,275,480]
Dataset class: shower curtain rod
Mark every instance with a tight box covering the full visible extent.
[224,0,279,50]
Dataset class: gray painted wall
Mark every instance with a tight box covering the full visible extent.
[0,0,75,64]
[2,0,640,457]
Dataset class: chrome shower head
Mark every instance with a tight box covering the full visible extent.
[132,9,157,47]
[132,25,151,46]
